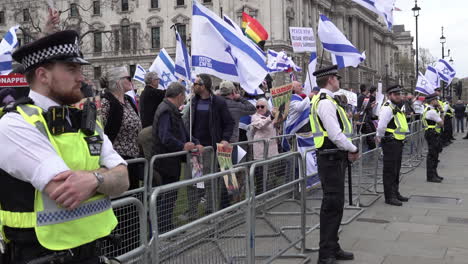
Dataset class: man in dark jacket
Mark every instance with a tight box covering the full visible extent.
[183,74,235,215]
[153,82,202,232]
[454,100,465,134]
[140,71,165,128]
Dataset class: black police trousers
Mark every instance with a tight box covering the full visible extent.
[425,131,441,180]
[381,139,404,201]
[317,152,347,259]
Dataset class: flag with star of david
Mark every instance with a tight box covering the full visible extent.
[149,48,178,90]
[434,59,456,86]
[415,71,435,95]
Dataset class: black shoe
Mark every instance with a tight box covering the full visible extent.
[335,249,354,260]
[436,175,444,180]
[397,194,409,202]
[317,258,337,264]
[427,177,442,183]
[463,137,468,139]
[385,198,403,206]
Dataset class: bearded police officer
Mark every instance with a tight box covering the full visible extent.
[376,85,409,206]
[422,93,444,183]
[310,65,359,264]
[0,31,129,263]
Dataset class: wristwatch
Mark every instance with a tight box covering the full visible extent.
[93,172,105,188]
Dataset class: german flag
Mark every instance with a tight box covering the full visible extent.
[241,12,269,44]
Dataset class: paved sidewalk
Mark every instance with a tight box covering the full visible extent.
[276,133,468,264]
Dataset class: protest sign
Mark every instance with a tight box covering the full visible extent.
[216,144,240,200]
[289,27,316,53]
[334,89,357,107]
[271,83,293,124]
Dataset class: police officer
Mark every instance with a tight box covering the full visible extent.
[310,65,359,264]
[434,88,451,146]
[376,85,409,206]
[0,31,129,263]
[422,93,444,183]
[443,96,455,142]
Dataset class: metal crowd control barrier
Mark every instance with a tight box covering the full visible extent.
[149,167,252,263]
[102,158,148,263]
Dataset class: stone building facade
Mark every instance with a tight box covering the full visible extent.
[0,0,410,92]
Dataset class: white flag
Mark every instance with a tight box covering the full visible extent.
[191,0,267,95]
[351,0,395,31]
[424,66,440,89]
[434,59,456,85]
[149,48,178,90]
[415,72,435,95]
[304,52,318,95]
[0,25,20,75]
[174,30,191,84]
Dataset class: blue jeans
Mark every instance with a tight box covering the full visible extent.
[456,117,464,133]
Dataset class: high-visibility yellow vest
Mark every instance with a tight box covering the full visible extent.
[0,104,117,251]
[382,102,409,140]
[422,106,442,133]
[309,93,353,148]
[446,103,454,117]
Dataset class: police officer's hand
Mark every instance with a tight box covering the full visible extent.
[48,170,98,210]
[348,152,360,162]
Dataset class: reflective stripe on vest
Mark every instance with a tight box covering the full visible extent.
[310,93,353,148]
[422,106,441,133]
[0,104,117,251]
[384,103,409,140]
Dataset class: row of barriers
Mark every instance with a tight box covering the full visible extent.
[102,120,426,263]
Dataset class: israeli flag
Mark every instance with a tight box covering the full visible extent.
[351,0,395,31]
[132,64,146,84]
[424,66,440,89]
[282,94,311,151]
[435,59,456,85]
[296,134,320,188]
[318,15,365,69]
[303,52,318,95]
[267,50,301,73]
[191,0,268,95]
[149,48,178,90]
[175,30,191,84]
[0,25,20,75]
[415,72,435,95]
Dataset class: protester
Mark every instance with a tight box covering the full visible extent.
[454,100,465,134]
[422,94,444,182]
[357,84,376,149]
[376,85,409,206]
[139,71,164,128]
[100,66,142,189]
[310,65,359,264]
[183,74,234,215]
[285,81,312,134]
[219,80,256,143]
[153,82,203,232]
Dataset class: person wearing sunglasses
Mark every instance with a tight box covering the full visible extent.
[251,98,278,160]
[100,66,142,190]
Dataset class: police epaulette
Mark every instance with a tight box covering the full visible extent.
[319,93,327,100]
[383,102,390,106]
[3,97,35,113]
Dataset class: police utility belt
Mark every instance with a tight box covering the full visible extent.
[317,148,347,160]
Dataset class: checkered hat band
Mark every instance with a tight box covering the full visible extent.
[316,70,338,78]
[22,43,80,69]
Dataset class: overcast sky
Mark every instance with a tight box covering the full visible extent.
[393,0,466,79]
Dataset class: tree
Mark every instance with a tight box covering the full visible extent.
[418,48,436,73]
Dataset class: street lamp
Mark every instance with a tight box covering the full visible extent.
[440,26,446,98]
[412,0,421,76]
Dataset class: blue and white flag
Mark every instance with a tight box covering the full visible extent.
[351,0,395,31]
[435,59,456,85]
[296,134,320,188]
[266,49,301,73]
[175,30,191,84]
[282,94,311,151]
[0,25,20,75]
[424,66,440,89]
[415,71,435,95]
[149,48,178,90]
[191,0,268,95]
[303,52,318,95]
[318,15,365,69]
[132,64,146,84]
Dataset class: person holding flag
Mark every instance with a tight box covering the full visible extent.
[422,93,444,183]
[309,65,359,264]
[376,85,409,206]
